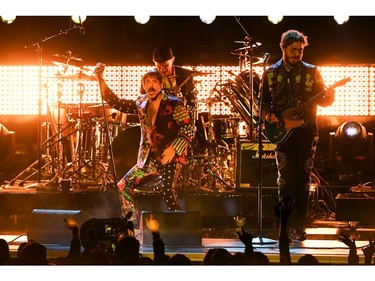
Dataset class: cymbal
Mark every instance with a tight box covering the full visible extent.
[51,61,82,70]
[59,73,97,81]
[47,60,91,71]
[234,44,262,52]
[45,72,97,81]
[230,53,263,65]
[53,53,83,62]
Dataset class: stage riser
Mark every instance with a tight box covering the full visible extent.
[2,187,368,236]
[136,190,280,229]
[0,191,122,234]
[0,189,280,233]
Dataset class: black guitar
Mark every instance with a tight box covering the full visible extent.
[264,77,351,145]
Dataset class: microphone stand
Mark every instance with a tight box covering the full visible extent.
[24,25,82,188]
[234,17,276,245]
[234,17,261,142]
[256,55,276,244]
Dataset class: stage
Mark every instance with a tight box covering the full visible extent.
[1,182,374,265]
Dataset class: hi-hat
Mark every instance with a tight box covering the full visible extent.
[51,61,91,72]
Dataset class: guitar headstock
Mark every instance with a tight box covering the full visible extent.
[330,77,351,88]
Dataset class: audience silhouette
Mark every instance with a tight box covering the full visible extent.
[0,238,10,265]
[5,194,375,266]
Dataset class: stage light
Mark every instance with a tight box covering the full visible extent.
[199,15,216,25]
[329,121,374,185]
[71,15,87,24]
[334,121,368,159]
[134,15,150,24]
[267,15,283,24]
[1,15,16,24]
[334,15,349,25]
[0,124,10,163]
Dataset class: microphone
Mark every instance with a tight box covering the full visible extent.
[262,52,270,66]
[78,16,85,35]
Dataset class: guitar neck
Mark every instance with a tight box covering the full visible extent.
[307,77,351,103]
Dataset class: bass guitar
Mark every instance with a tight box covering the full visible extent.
[264,77,351,145]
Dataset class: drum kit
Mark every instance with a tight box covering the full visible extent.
[8,37,264,192]
[175,39,264,192]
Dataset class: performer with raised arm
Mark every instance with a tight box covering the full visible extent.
[95,64,196,221]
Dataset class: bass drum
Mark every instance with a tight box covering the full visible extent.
[111,125,141,181]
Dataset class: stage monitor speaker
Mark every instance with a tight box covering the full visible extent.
[26,209,91,246]
[335,193,375,225]
[140,211,202,247]
[236,140,278,188]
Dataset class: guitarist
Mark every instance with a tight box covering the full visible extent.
[261,29,335,242]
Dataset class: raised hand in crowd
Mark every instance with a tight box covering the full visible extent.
[0,238,10,265]
[146,214,168,264]
[362,234,375,264]
[64,216,81,264]
[337,230,359,265]
[236,227,254,255]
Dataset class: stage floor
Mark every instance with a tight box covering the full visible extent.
[0,181,374,265]
[1,225,373,265]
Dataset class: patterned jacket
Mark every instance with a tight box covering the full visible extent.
[262,59,334,126]
[102,88,196,168]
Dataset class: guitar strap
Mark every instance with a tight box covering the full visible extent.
[297,65,307,102]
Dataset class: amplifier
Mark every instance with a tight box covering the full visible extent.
[236,140,278,188]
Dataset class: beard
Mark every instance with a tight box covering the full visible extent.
[286,55,301,66]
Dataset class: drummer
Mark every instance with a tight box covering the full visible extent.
[152,46,198,108]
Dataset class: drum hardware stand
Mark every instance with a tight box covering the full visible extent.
[196,105,234,191]
[3,80,75,188]
[96,71,119,190]
[234,17,261,142]
[5,120,76,188]
[58,83,112,190]
[23,23,85,189]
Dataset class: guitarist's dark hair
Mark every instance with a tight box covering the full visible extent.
[280,29,309,49]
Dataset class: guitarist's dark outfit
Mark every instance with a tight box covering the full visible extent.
[262,59,335,240]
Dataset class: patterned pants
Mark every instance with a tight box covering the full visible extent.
[117,156,182,218]
[275,124,319,229]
